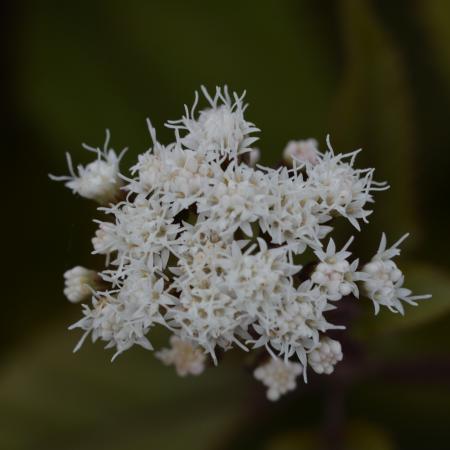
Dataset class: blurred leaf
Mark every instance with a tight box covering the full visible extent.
[104,0,341,166]
[18,1,166,162]
[420,0,450,91]
[0,322,249,450]
[265,429,319,450]
[354,263,450,338]
[367,1,450,269]
[19,0,339,168]
[265,420,393,450]
[331,0,418,249]
[349,382,450,450]
[345,420,394,450]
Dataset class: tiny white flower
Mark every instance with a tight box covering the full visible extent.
[156,335,206,376]
[70,272,173,359]
[283,139,320,166]
[259,167,332,253]
[130,139,217,213]
[306,139,388,230]
[97,195,181,280]
[254,357,302,401]
[166,86,259,159]
[308,337,343,375]
[311,237,362,300]
[92,222,118,257]
[63,266,99,303]
[360,233,431,314]
[169,238,251,361]
[251,280,339,373]
[50,130,126,205]
[196,164,270,238]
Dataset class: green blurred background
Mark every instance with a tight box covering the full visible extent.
[2,0,450,449]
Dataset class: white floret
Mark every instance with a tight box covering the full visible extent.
[283,139,320,166]
[311,237,362,300]
[308,337,343,375]
[360,233,431,314]
[96,195,181,280]
[92,222,119,258]
[259,167,332,252]
[196,164,270,238]
[251,280,340,376]
[129,136,218,213]
[166,86,259,159]
[156,335,206,376]
[305,139,388,230]
[63,266,99,303]
[70,272,173,359]
[254,357,302,401]
[50,130,126,205]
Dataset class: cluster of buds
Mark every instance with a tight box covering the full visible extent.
[52,86,430,401]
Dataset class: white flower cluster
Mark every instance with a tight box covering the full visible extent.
[254,357,302,401]
[53,86,430,401]
[361,233,431,314]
